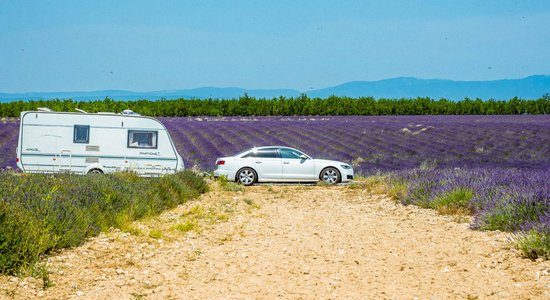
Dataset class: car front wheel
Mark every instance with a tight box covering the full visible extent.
[320,167,340,184]
[237,168,256,186]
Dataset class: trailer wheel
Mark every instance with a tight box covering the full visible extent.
[87,168,104,175]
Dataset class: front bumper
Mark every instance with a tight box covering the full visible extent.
[340,168,354,183]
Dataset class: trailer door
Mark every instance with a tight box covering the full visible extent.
[127,129,162,175]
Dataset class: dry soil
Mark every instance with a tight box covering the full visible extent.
[1,182,549,299]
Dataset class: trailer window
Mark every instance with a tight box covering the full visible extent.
[128,130,158,149]
[74,125,90,143]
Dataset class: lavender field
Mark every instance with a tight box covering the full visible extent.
[1,115,549,172]
[159,115,550,173]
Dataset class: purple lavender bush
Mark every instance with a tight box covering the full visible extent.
[391,168,549,230]
[389,167,550,259]
[0,119,18,170]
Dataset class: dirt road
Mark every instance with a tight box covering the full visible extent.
[1,183,549,299]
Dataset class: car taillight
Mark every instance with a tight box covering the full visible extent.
[217,160,225,165]
[16,158,19,163]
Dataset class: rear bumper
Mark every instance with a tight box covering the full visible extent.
[214,169,237,181]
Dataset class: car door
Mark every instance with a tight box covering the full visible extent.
[242,148,282,180]
[280,148,316,180]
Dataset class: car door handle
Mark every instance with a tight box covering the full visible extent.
[283,161,290,164]
[255,161,262,164]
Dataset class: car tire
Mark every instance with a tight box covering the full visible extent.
[320,167,340,184]
[237,167,256,186]
[87,168,104,175]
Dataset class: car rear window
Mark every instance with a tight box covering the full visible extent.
[243,148,280,158]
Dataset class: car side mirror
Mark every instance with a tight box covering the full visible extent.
[300,155,307,160]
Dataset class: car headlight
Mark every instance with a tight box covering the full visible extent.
[340,164,352,170]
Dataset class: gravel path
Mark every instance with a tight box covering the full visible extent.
[1,183,549,299]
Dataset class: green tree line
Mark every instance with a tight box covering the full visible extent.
[1,94,549,117]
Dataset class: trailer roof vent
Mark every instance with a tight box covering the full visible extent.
[75,108,88,113]
[37,107,54,112]
[121,109,141,116]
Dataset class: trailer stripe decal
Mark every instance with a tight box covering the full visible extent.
[23,124,166,131]
[21,153,178,161]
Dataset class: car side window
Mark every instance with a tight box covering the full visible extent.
[243,149,280,158]
[279,148,303,159]
[73,125,90,144]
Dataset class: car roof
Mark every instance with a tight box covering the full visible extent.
[236,146,300,155]
[251,146,297,151]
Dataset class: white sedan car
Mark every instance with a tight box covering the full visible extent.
[214,146,354,186]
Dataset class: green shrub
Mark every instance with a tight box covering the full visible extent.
[0,170,207,274]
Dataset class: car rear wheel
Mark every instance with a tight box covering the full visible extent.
[237,168,256,186]
[320,167,340,184]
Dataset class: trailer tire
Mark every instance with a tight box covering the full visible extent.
[87,168,104,175]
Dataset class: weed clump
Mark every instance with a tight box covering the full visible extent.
[217,175,243,192]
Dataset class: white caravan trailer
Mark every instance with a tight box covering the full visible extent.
[16,109,184,176]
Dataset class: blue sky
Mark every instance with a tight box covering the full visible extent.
[1,1,549,92]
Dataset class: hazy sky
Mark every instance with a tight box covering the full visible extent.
[1,1,549,92]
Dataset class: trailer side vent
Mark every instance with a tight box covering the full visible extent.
[86,145,100,152]
[85,157,99,163]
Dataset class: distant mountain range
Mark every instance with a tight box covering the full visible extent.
[1,75,549,102]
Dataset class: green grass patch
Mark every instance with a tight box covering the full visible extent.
[217,175,244,192]
[387,180,408,202]
[477,201,549,232]
[429,187,474,215]
[515,230,550,260]
[243,198,261,210]
[148,229,163,239]
[0,170,207,275]
[173,220,199,233]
